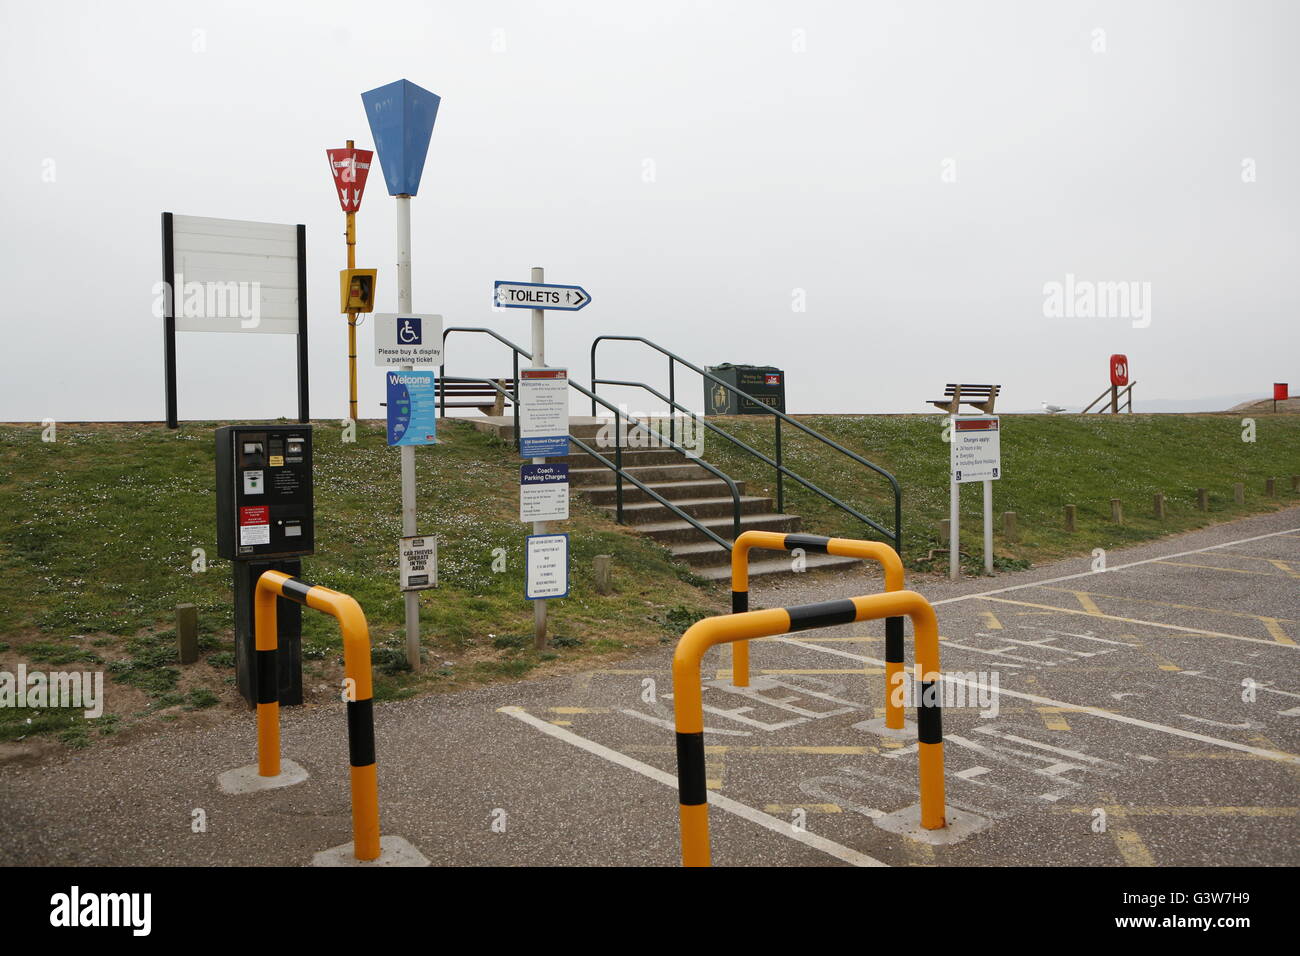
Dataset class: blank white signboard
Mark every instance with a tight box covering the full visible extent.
[171,215,300,334]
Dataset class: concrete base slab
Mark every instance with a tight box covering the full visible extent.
[309,835,430,867]
[853,716,917,739]
[217,759,308,795]
[873,803,991,845]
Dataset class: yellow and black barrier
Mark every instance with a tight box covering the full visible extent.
[674,590,946,866]
[730,531,909,730]
[254,570,380,862]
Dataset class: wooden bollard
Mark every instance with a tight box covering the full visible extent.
[176,603,198,665]
[1265,478,1276,498]
[1197,488,1208,511]
[1110,498,1124,525]
[1234,482,1245,505]
[1064,504,1077,532]
[593,555,613,595]
[1153,492,1166,519]
[939,519,951,546]
[1002,511,1018,542]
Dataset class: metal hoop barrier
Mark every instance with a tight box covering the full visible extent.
[254,570,381,861]
[674,590,946,866]
[729,531,909,731]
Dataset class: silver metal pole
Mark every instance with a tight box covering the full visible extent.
[397,194,421,670]
[950,416,959,581]
[983,478,993,574]
[530,265,548,649]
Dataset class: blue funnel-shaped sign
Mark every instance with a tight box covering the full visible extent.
[361,79,441,197]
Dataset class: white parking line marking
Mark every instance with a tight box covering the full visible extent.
[775,638,1300,767]
[930,525,1300,610]
[498,705,889,867]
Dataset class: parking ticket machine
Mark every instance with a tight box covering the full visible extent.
[216,425,314,707]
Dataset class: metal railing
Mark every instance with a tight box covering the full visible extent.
[590,335,902,555]
[438,327,743,551]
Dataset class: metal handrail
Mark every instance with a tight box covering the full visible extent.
[440,326,532,449]
[595,377,895,543]
[438,328,742,549]
[590,335,902,554]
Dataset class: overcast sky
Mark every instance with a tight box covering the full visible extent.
[1,0,1296,422]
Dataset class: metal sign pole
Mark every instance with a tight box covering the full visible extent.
[950,472,960,581]
[983,478,993,573]
[397,194,420,670]
[530,265,549,649]
[345,139,359,423]
[950,415,960,580]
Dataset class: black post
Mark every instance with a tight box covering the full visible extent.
[512,351,520,450]
[162,212,178,429]
[295,224,310,423]
[233,559,303,707]
[589,339,598,417]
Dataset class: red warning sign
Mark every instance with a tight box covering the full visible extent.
[238,506,270,546]
[326,147,374,213]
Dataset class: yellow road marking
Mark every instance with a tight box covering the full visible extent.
[1155,560,1284,577]
[1039,708,1071,731]
[791,636,881,643]
[1040,587,1298,627]
[714,668,882,678]
[548,720,572,726]
[1072,592,1106,616]
[979,610,1003,630]
[1063,806,1298,817]
[1210,552,1300,577]
[1261,618,1297,645]
[978,596,1280,645]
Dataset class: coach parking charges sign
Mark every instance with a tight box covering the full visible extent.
[526,533,569,600]
[386,370,438,446]
[519,368,570,457]
[951,416,1001,483]
[520,464,569,522]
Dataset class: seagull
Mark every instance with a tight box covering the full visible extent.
[1041,401,1067,414]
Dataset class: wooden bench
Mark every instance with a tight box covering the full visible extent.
[439,379,515,416]
[929,383,1000,414]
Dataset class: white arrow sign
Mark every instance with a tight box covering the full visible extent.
[493,281,591,312]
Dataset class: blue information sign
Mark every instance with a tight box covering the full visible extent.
[386,370,438,446]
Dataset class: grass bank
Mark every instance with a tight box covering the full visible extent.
[699,413,1300,570]
[0,419,717,749]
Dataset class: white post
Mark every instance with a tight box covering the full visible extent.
[396,194,421,671]
[530,265,548,649]
[949,473,960,580]
[983,478,993,574]
[949,415,959,580]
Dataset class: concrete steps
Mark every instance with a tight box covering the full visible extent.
[464,414,864,581]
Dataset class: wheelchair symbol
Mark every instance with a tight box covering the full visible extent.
[398,318,422,345]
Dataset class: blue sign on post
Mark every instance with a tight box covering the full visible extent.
[361,79,442,196]
[386,370,439,446]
